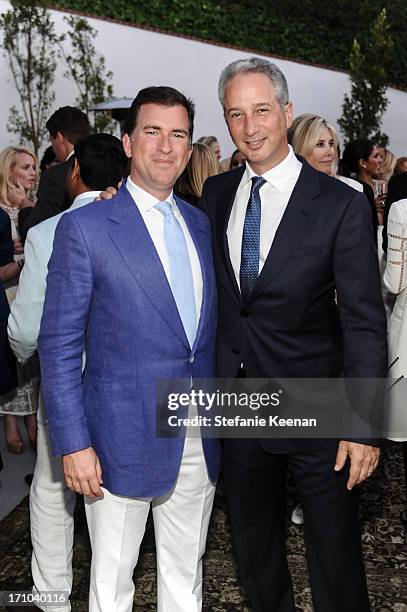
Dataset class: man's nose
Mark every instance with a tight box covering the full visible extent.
[158,134,172,152]
[243,115,258,136]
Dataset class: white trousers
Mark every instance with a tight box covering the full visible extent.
[85,435,215,612]
[30,407,76,612]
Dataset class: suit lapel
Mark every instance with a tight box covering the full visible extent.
[215,170,244,305]
[250,161,322,302]
[108,185,188,346]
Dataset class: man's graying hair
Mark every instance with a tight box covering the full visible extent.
[218,57,289,109]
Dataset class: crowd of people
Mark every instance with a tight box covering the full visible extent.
[0,55,407,612]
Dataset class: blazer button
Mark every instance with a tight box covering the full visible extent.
[240,308,249,318]
[189,354,195,363]
[232,348,240,355]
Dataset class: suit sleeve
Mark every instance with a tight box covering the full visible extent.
[18,164,70,242]
[0,211,14,266]
[38,213,93,456]
[8,227,52,363]
[333,192,387,445]
[333,192,387,376]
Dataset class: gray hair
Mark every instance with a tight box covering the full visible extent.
[218,57,289,109]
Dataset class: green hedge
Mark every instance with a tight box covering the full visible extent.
[52,0,407,90]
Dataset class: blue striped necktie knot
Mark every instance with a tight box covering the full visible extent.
[155,201,197,348]
[239,176,266,301]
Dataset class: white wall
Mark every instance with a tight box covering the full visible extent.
[0,0,406,159]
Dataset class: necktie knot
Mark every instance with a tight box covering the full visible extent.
[251,176,266,194]
[155,200,173,217]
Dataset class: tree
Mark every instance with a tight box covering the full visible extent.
[60,15,115,132]
[338,9,393,146]
[0,0,60,155]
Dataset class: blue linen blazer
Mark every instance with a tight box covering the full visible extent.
[38,184,220,497]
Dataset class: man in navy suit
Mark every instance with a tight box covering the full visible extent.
[201,58,387,612]
[39,87,219,612]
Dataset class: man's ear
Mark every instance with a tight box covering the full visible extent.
[70,157,80,181]
[122,133,132,159]
[284,101,293,129]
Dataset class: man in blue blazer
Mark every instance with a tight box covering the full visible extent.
[38,87,219,612]
[201,58,387,612]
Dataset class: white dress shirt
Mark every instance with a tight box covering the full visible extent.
[126,177,203,326]
[227,145,302,287]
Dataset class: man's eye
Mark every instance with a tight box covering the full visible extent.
[230,112,241,119]
[145,130,158,135]
[172,133,186,139]
[257,108,269,113]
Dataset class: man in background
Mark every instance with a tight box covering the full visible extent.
[18,106,90,242]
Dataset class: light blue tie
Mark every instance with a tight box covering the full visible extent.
[155,201,197,348]
[240,176,266,301]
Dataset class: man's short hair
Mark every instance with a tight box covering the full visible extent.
[46,106,90,145]
[74,133,128,191]
[218,57,289,110]
[124,86,195,143]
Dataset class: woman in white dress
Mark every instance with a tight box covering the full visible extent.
[0,146,39,453]
[383,199,407,441]
[383,198,407,523]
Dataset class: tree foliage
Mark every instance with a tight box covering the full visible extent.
[53,0,407,89]
[0,0,61,155]
[60,15,115,132]
[338,9,393,145]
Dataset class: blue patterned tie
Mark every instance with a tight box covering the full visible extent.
[155,201,197,348]
[240,176,266,300]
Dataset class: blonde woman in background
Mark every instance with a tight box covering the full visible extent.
[196,135,221,162]
[0,147,37,262]
[288,113,362,192]
[0,146,39,453]
[175,142,219,206]
[372,148,397,205]
[379,149,397,183]
[288,113,338,174]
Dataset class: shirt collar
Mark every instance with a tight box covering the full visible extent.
[241,145,301,191]
[70,191,101,209]
[126,176,175,212]
[65,149,74,162]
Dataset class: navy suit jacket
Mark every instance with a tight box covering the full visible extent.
[39,184,220,497]
[0,209,16,399]
[18,159,72,243]
[201,160,387,450]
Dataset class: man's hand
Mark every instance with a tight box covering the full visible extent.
[19,196,35,209]
[62,447,103,498]
[95,183,120,201]
[334,441,380,490]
